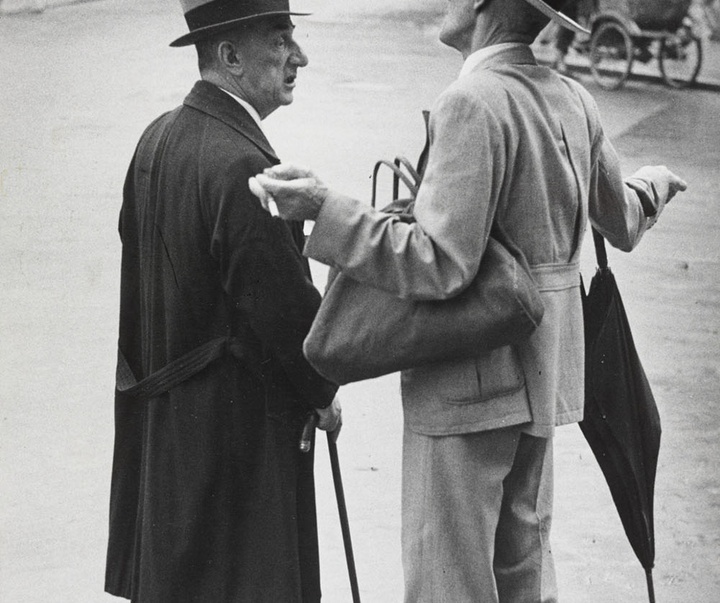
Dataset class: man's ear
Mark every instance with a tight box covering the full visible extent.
[218,40,243,73]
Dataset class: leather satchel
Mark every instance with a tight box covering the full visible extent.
[303,130,544,385]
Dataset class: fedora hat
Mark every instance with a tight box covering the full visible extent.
[522,0,590,35]
[170,0,310,48]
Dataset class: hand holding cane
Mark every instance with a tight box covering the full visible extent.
[299,408,360,603]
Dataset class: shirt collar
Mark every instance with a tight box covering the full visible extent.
[458,42,527,79]
[219,87,264,132]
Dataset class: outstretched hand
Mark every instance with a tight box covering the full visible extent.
[250,164,329,221]
[632,165,688,205]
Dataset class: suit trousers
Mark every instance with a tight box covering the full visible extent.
[401,424,557,603]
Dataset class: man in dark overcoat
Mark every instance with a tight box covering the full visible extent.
[105,2,341,601]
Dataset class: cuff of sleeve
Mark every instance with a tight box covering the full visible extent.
[304,192,365,266]
[625,176,662,229]
[625,176,659,217]
[309,380,338,409]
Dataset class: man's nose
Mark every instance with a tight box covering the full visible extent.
[290,42,309,67]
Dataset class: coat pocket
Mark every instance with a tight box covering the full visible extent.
[401,345,530,435]
[402,344,525,406]
[447,345,525,404]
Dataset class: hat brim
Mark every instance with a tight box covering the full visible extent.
[170,11,311,47]
[522,0,590,35]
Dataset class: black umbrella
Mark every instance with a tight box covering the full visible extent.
[579,229,662,603]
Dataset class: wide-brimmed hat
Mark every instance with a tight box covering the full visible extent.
[523,0,590,35]
[170,0,310,48]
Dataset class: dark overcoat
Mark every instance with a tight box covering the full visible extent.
[105,81,337,603]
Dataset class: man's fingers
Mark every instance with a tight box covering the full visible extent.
[665,171,687,202]
[248,176,265,199]
[263,163,312,180]
[662,167,687,192]
[315,395,342,435]
[255,173,315,194]
[634,165,688,205]
[253,171,326,221]
[317,410,341,433]
[248,177,278,215]
[673,176,688,192]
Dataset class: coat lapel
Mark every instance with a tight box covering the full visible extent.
[183,80,279,162]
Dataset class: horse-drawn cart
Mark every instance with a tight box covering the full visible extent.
[577,0,703,89]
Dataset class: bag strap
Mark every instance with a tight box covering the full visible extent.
[371,158,419,208]
[393,156,421,190]
[416,110,431,180]
[371,111,431,208]
[591,227,608,270]
[116,337,230,400]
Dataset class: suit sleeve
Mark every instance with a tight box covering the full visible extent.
[305,89,503,301]
[582,89,661,251]
[206,153,337,409]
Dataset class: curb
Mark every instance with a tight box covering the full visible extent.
[535,54,720,93]
[565,62,720,92]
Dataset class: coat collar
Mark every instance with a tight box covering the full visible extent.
[183,80,279,161]
[459,43,537,78]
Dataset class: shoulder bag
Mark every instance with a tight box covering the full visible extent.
[304,117,544,385]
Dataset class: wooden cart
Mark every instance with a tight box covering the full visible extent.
[576,0,703,89]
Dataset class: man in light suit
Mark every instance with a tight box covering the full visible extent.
[253,0,686,600]
[106,2,341,601]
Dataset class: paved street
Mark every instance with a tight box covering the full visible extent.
[1,1,718,601]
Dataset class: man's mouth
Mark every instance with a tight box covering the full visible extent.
[284,74,297,86]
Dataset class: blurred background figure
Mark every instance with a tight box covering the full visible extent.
[551,0,579,73]
[692,0,720,40]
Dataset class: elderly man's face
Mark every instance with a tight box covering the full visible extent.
[234,16,308,119]
[439,0,477,51]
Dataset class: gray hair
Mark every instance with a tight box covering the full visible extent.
[195,24,251,73]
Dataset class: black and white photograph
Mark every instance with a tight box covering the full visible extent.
[1,0,719,601]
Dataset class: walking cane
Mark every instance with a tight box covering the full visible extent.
[300,414,361,603]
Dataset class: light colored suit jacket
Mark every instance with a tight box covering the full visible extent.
[305,45,663,437]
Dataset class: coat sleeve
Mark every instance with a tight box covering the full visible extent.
[588,136,650,251]
[206,152,337,409]
[582,89,661,252]
[305,88,503,301]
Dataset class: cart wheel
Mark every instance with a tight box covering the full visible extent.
[659,28,703,88]
[590,21,635,90]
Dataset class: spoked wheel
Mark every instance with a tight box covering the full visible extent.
[659,27,703,88]
[590,21,635,90]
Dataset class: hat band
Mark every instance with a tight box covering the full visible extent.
[185,0,292,32]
